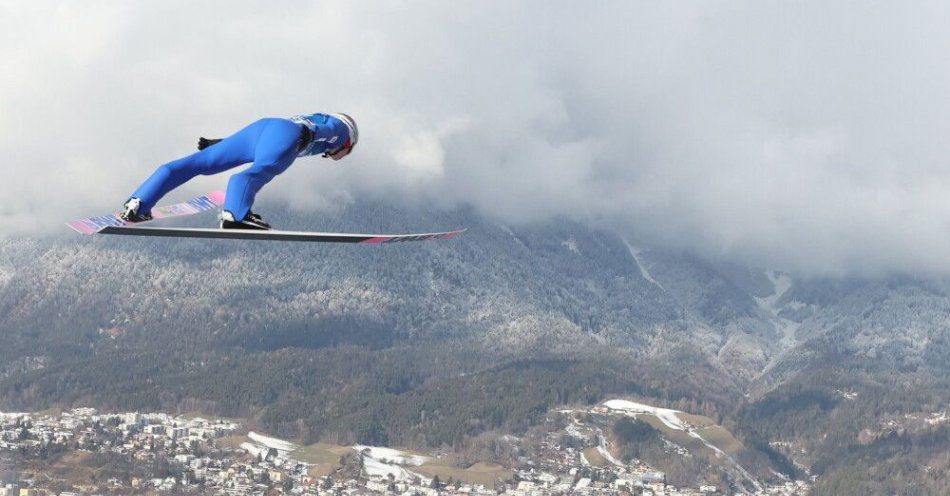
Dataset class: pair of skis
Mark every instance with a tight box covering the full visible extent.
[66,191,465,244]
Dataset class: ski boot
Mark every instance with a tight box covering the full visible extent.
[220,210,271,230]
[119,197,153,223]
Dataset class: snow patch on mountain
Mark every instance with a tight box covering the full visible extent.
[754,271,800,345]
[361,456,423,481]
[755,271,792,311]
[247,431,298,456]
[0,266,14,286]
[240,442,268,459]
[926,411,948,425]
[561,238,580,254]
[353,445,431,466]
[354,445,428,481]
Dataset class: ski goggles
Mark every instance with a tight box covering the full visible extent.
[326,138,354,160]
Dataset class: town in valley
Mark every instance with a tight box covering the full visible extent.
[0,403,812,496]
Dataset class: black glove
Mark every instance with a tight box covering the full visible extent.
[198,137,222,150]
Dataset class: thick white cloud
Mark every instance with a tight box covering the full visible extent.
[3,1,950,275]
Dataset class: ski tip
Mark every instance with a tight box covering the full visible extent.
[435,229,466,240]
[359,228,466,244]
[69,192,225,235]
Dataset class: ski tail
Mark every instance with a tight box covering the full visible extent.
[66,191,225,235]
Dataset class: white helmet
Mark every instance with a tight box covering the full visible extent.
[328,113,358,160]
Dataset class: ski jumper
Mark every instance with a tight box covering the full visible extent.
[129,114,351,220]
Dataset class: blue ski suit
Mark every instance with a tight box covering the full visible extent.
[130,114,351,220]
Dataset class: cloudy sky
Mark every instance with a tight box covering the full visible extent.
[3,1,950,275]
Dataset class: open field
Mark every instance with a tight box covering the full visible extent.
[673,412,744,455]
[222,436,514,486]
[291,442,352,464]
[582,447,608,467]
[416,456,511,487]
[291,442,353,477]
[216,434,251,450]
[696,425,744,456]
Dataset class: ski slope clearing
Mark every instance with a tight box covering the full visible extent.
[622,239,664,290]
[602,399,687,431]
[601,399,763,493]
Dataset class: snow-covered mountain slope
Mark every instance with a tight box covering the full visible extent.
[2,201,947,390]
[1,201,948,493]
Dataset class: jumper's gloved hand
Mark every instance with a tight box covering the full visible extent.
[198,137,222,150]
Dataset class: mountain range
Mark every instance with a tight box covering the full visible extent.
[1,200,947,494]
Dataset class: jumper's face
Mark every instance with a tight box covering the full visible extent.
[327,139,353,161]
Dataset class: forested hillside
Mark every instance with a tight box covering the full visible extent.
[1,200,948,494]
